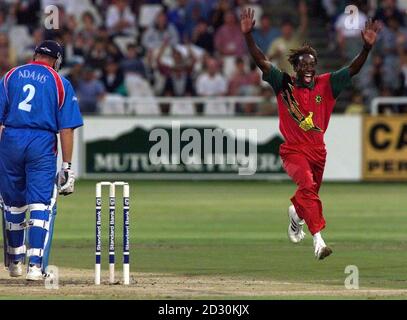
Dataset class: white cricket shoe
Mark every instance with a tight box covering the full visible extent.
[287,205,306,243]
[313,233,332,260]
[8,261,23,277]
[26,264,43,281]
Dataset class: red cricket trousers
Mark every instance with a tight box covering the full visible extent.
[280,143,327,235]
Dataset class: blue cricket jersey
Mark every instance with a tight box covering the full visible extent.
[0,61,83,133]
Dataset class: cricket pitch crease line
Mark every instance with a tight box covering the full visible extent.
[0,268,406,297]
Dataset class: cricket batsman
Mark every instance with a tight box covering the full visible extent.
[241,8,380,259]
[0,40,83,279]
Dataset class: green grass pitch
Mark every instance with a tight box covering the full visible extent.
[1,180,406,299]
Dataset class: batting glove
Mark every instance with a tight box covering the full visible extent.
[57,162,75,196]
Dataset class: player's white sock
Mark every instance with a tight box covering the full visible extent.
[313,232,326,247]
[289,205,302,223]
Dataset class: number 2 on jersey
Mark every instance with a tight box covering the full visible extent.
[18,84,36,112]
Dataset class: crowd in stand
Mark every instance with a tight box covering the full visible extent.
[321,0,407,113]
[0,0,406,115]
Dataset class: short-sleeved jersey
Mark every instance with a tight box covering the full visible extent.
[263,66,352,145]
[0,61,83,133]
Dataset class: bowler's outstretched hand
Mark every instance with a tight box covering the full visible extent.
[240,8,256,34]
[361,18,381,48]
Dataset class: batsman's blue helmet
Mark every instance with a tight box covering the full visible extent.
[34,40,63,71]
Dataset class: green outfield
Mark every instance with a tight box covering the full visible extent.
[1,180,407,299]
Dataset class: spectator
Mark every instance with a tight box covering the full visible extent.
[86,38,109,70]
[400,48,407,95]
[105,0,137,37]
[378,87,398,114]
[345,92,366,114]
[124,71,155,98]
[234,0,250,18]
[168,0,202,40]
[156,40,196,96]
[101,58,125,94]
[0,0,387,116]
[214,10,246,57]
[321,0,338,22]
[252,14,280,53]
[163,70,195,98]
[267,1,308,75]
[72,32,87,58]
[31,27,44,48]
[192,19,215,54]
[228,57,259,96]
[374,0,405,27]
[196,57,229,114]
[0,32,17,68]
[49,0,101,24]
[321,0,348,16]
[141,10,180,51]
[247,61,262,86]
[321,0,348,52]
[0,9,13,34]
[377,17,406,90]
[228,57,246,95]
[0,63,8,77]
[228,57,261,114]
[96,26,110,42]
[76,66,106,114]
[267,20,302,75]
[77,32,120,80]
[168,0,187,35]
[80,11,99,42]
[399,0,407,13]
[371,54,385,90]
[61,30,77,65]
[106,40,124,61]
[196,57,228,96]
[65,13,78,34]
[256,86,277,116]
[335,5,368,60]
[21,28,44,62]
[167,0,208,43]
[189,0,215,22]
[358,53,386,104]
[185,1,207,41]
[66,56,85,89]
[210,0,231,31]
[12,0,41,32]
[120,43,147,78]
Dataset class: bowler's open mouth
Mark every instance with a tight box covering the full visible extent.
[304,72,314,84]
